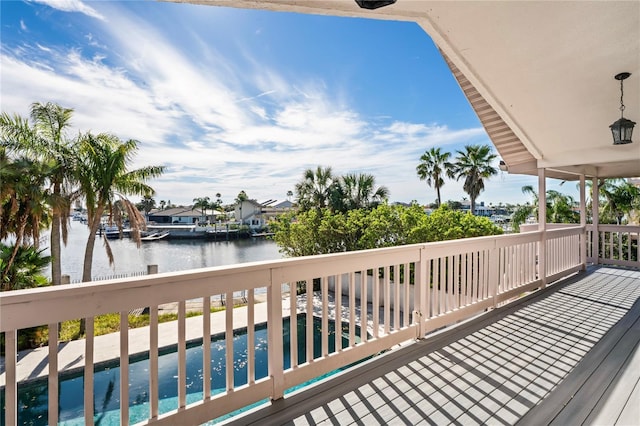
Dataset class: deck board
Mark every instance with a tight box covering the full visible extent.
[223,266,640,426]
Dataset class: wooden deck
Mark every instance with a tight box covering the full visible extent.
[225,266,640,425]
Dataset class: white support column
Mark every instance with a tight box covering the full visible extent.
[592,177,600,265]
[579,175,587,270]
[538,169,547,288]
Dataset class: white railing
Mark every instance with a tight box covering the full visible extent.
[0,227,585,425]
[587,224,640,268]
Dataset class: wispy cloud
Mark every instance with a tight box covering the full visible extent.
[30,0,106,21]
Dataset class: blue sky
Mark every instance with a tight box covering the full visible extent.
[1,0,576,207]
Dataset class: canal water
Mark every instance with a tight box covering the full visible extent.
[45,222,283,282]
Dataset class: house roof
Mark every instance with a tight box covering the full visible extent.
[149,207,203,217]
[171,0,640,181]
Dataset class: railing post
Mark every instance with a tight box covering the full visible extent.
[268,269,284,400]
[538,168,547,288]
[592,177,600,265]
[579,174,587,270]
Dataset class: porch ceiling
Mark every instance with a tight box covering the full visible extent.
[169,0,640,180]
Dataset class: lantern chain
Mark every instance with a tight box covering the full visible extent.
[620,78,626,115]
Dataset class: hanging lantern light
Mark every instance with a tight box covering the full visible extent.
[355,0,396,10]
[610,72,635,145]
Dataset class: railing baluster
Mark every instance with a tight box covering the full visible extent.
[435,258,442,315]
[48,323,58,426]
[518,244,523,286]
[373,269,379,338]
[384,266,390,335]
[480,250,486,299]
[360,270,368,343]
[619,231,623,261]
[450,255,456,310]
[306,277,313,361]
[84,317,94,424]
[247,289,255,383]
[5,329,17,426]
[403,263,410,328]
[150,305,159,418]
[335,274,342,352]
[203,297,211,399]
[225,291,234,392]
[321,277,329,356]
[290,282,298,367]
[394,264,400,330]
[349,272,356,346]
[425,258,431,324]
[466,252,472,304]
[120,311,129,425]
[178,300,186,410]
[609,231,614,260]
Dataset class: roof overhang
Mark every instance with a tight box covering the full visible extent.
[167,0,640,180]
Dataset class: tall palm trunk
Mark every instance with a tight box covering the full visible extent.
[1,220,26,288]
[82,206,105,282]
[79,205,104,335]
[50,182,62,286]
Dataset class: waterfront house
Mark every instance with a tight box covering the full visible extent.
[235,199,294,229]
[147,206,223,225]
[1,1,639,425]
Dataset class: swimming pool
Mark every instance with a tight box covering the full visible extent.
[1,314,364,425]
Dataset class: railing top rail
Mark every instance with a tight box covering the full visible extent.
[545,225,586,238]
[596,224,640,232]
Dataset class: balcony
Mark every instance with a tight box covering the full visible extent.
[2,224,638,425]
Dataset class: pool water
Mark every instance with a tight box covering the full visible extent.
[1,315,364,425]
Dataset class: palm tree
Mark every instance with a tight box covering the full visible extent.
[595,179,640,224]
[416,147,452,207]
[159,200,166,210]
[0,243,51,291]
[450,144,497,215]
[76,133,164,284]
[235,191,249,224]
[295,166,335,211]
[192,196,211,223]
[0,102,76,286]
[512,185,580,231]
[330,173,389,212]
[0,156,52,283]
[137,195,156,220]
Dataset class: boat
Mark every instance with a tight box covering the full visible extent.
[140,231,170,241]
[103,225,122,239]
[145,224,208,239]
